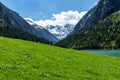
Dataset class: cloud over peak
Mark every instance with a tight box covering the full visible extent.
[34,10,87,27]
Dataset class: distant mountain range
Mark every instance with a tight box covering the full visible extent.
[25,18,58,42]
[1,0,120,49]
[41,24,74,40]
[25,18,75,40]
[0,2,76,42]
[0,2,57,43]
[57,0,120,49]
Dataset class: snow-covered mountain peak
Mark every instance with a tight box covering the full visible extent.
[25,18,44,29]
[24,18,35,25]
[24,18,59,42]
[44,24,75,40]
[25,18,75,40]
[24,11,87,40]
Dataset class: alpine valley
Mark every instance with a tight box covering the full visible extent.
[57,0,120,49]
[0,0,120,80]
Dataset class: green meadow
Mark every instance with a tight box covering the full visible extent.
[0,37,120,80]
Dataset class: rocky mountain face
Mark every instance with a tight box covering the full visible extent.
[0,2,34,35]
[0,2,58,42]
[25,18,58,42]
[73,0,120,33]
[45,24,74,40]
[25,18,75,40]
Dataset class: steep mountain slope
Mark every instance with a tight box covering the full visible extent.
[25,18,58,42]
[0,24,51,44]
[0,2,57,42]
[0,7,51,44]
[0,37,120,80]
[73,0,120,33]
[57,10,120,49]
[45,24,74,40]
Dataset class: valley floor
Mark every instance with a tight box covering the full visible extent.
[0,37,120,80]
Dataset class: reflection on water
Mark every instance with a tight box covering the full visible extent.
[84,50,120,57]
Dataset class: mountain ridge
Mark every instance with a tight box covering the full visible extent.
[72,0,120,33]
[0,2,57,42]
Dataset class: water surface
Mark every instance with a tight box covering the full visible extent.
[84,50,120,57]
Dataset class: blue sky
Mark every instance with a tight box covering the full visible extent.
[0,0,99,20]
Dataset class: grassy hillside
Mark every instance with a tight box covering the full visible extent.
[0,37,120,80]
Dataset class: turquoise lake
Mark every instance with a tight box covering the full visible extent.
[84,50,120,57]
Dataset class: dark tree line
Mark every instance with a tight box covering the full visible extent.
[0,18,52,44]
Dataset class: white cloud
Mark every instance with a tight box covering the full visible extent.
[34,10,87,27]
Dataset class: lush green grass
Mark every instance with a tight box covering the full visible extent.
[0,37,120,80]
